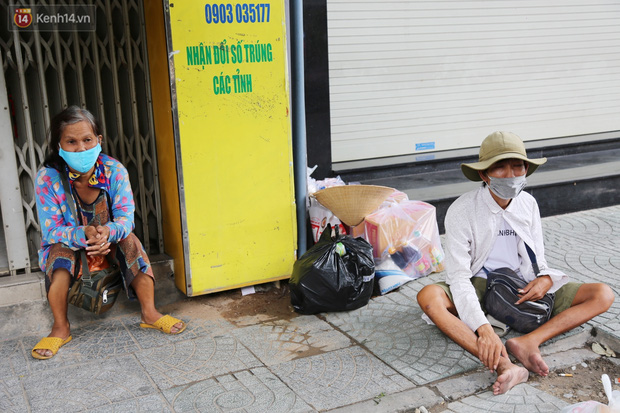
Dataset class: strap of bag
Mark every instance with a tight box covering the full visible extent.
[524,243,540,276]
[60,173,93,285]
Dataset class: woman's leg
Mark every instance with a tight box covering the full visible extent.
[131,272,184,333]
[115,233,184,333]
[35,269,72,357]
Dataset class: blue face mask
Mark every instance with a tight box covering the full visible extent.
[59,143,102,174]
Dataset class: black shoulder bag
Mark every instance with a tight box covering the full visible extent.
[483,244,555,334]
[60,173,123,315]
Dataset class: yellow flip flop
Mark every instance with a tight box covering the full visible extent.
[140,315,186,335]
[31,336,73,360]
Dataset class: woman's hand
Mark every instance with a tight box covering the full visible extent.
[84,225,111,256]
[516,275,553,304]
[476,323,507,372]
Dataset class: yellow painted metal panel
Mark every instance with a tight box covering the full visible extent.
[144,0,186,294]
[168,0,296,295]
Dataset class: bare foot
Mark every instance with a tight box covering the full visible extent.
[506,337,549,376]
[493,361,529,395]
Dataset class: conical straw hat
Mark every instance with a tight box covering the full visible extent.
[313,185,395,227]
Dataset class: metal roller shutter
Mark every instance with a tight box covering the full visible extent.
[327,1,620,163]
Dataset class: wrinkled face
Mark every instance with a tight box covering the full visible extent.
[59,121,101,152]
[480,158,528,182]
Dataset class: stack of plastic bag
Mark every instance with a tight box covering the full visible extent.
[305,168,444,296]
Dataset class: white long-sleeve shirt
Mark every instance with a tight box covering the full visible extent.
[444,185,568,333]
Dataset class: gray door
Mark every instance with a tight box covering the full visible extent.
[0,0,163,275]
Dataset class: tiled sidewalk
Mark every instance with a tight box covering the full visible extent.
[1,205,619,412]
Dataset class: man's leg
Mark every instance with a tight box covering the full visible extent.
[417,284,528,395]
[131,272,184,333]
[506,283,614,376]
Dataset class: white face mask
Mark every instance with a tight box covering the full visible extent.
[487,175,527,200]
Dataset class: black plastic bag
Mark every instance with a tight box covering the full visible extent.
[290,225,375,314]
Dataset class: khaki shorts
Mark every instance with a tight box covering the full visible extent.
[436,278,582,318]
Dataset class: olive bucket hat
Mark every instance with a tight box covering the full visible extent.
[461,131,547,182]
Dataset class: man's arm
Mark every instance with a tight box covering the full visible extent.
[444,201,506,371]
[444,203,488,333]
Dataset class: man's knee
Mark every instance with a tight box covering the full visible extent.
[577,283,615,311]
[417,284,450,315]
[595,283,615,311]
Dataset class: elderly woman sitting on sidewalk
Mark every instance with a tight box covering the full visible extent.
[32,106,186,359]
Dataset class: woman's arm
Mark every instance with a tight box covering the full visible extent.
[35,168,88,249]
[104,161,135,243]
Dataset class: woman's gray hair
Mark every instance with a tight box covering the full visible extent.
[43,106,102,170]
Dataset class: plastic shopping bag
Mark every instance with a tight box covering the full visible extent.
[365,201,445,276]
[560,374,620,413]
[290,225,375,314]
[309,196,346,243]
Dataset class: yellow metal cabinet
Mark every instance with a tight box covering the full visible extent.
[158,0,296,296]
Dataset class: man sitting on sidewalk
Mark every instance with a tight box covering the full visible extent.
[417,131,614,395]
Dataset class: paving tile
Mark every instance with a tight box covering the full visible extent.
[20,355,157,412]
[271,346,413,411]
[0,377,29,413]
[162,367,314,412]
[444,383,569,412]
[327,386,442,413]
[542,207,620,343]
[123,316,235,350]
[136,334,262,390]
[88,393,172,412]
[0,338,28,379]
[434,370,495,401]
[232,315,352,366]
[21,318,138,373]
[324,299,480,385]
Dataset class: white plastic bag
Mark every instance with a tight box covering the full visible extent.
[604,374,620,411]
[374,258,414,295]
[306,167,347,243]
[364,201,444,276]
[560,375,620,413]
[309,197,346,243]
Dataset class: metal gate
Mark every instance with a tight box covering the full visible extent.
[0,0,163,276]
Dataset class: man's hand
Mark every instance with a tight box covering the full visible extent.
[84,225,111,256]
[515,275,553,304]
[476,323,507,372]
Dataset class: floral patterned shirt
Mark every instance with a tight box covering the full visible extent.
[35,153,135,272]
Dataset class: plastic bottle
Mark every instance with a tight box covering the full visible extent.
[335,242,346,256]
[388,246,407,269]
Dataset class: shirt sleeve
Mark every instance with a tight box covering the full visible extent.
[35,168,87,250]
[444,201,490,333]
[104,162,135,243]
